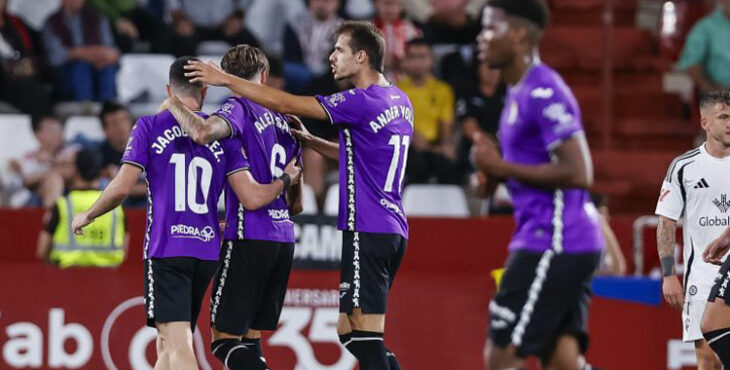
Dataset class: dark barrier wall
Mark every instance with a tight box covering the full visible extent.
[0,210,690,369]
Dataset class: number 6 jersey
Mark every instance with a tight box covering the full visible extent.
[122,110,250,260]
[214,96,302,243]
[316,85,414,238]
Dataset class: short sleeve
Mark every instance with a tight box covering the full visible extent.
[213,98,245,138]
[121,119,149,170]
[316,89,366,126]
[655,164,684,221]
[222,138,250,176]
[529,85,583,151]
[676,21,708,70]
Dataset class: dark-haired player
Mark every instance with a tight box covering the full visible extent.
[71,56,301,369]
[167,45,304,370]
[471,1,604,369]
[184,21,412,370]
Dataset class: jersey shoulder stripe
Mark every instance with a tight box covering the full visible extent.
[666,148,701,183]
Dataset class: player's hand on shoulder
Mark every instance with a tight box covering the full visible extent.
[661,275,684,310]
[704,233,730,265]
[288,115,312,144]
[185,60,228,86]
[71,211,93,236]
[284,159,302,185]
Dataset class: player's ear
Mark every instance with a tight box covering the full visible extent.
[700,114,709,130]
[357,50,367,65]
[260,71,268,85]
[166,84,172,98]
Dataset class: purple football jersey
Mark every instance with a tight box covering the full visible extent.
[316,85,413,238]
[497,63,604,253]
[214,97,301,243]
[122,110,249,260]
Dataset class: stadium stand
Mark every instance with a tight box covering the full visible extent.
[64,116,105,143]
[403,184,470,217]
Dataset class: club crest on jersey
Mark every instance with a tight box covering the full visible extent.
[714,194,730,213]
[689,285,698,296]
[326,93,346,107]
[543,102,574,130]
[219,102,235,115]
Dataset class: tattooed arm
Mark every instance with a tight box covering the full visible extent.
[657,216,683,310]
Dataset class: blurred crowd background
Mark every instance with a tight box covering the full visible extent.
[0,0,722,227]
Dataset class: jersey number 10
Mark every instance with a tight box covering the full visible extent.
[169,153,213,214]
[384,134,410,193]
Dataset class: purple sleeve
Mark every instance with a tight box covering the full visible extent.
[315,89,365,126]
[212,98,245,137]
[530,86,583,151]
[223,138,250,176]
[121,119,149,170]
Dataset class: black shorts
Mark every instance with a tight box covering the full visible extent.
[488,249,600,359]
[340,231,407,314]
[143,257,219,329]
[708,256,730,304]
[210,239,294,335]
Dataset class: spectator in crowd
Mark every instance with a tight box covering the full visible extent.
[42,0,119,102]
[401,0,486,43]
[440,44,479,100]
[677,0,730,93]
[373,0,422,79]
[456,64,504,178]
[98,102,147,206]
[37,148,128,268]
[0,0,51,116]
[8,115,78,208]
[86,0,169,53]
[166,0,259,57]
[283,0,342,92]
[592,193,627,276]
[244,0,306,57]
[397,38,460,184]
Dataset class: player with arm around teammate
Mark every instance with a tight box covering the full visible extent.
[165,45,306,370]
[71,56,301,370]
[183,21,412,370]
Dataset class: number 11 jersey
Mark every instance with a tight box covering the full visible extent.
[122,110,249,260]
[317,85,414,238]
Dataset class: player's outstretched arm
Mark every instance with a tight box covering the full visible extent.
[185,60,328,120]
[71,164,141,235]
[227,159,302,210]
[657,215,683,310]
[165,96,231,145]
[288,115,339,160]
[472,133,591,189]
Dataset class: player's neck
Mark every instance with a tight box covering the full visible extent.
[705,140,730,159]
[504,50,538,85]
[351,69,389,90]
[177,96,201,112]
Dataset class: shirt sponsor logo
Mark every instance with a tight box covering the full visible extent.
[219,102,235,116]
[530,87,554,99]
[380,198,404,217]
[714,194,730,213]
[268,208,291,221]
[698,215,730,227]
[170,224,216,242]
[124,136,134,156]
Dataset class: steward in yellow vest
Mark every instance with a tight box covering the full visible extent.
[38,148,128,267]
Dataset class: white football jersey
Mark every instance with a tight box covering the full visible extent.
[655,144,730,302]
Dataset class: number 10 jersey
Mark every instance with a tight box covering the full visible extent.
[122,110,249,260]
